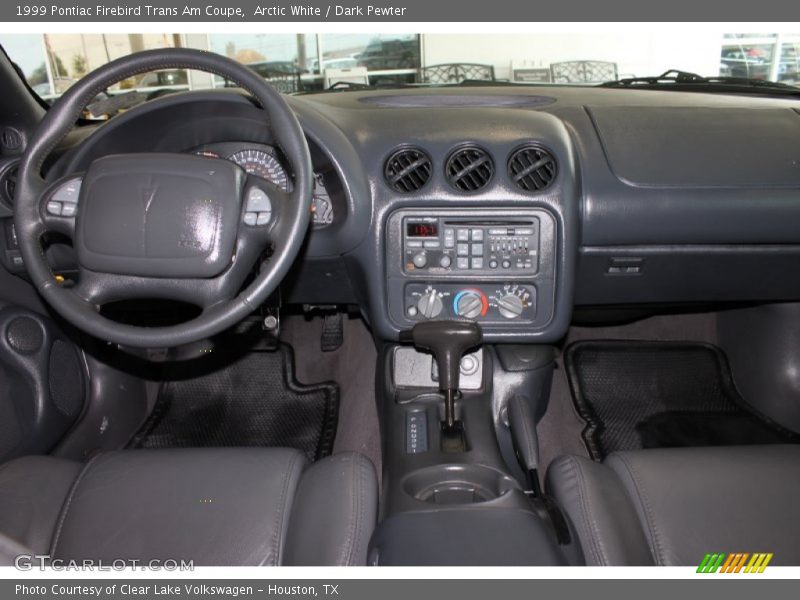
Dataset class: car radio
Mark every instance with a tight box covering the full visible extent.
[402,217,540,275]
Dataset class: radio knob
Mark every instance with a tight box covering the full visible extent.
[439,255,452,268]
[497,294,524,319]
[455,291,484,319]
[417,291,443,319]
[412,252,428,269]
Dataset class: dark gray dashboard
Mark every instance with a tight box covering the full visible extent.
[5,85,800,343]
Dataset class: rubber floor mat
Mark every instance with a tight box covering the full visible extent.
[130,344,338,462]
[564,341,799,459]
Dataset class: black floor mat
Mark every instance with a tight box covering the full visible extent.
[565,341,799,459]
[130,343,338,462]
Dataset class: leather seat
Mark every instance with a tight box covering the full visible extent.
[547,445,800,566]
[0,448,378,566]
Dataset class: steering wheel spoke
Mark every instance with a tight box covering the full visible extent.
[241,175,295,246]
[40,174,83,238]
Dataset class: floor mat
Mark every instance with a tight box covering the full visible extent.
[564,341,799,459]
[130,343,338,462]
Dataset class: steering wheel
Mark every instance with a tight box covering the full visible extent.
[14,48,313,348]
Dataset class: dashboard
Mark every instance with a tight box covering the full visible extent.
[3,85,800,344]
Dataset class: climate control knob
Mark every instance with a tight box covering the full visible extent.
[497,294,524,319]
[454,291,486,319]
[416,291,443,319]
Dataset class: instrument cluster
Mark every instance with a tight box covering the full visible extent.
[190,142,334,227]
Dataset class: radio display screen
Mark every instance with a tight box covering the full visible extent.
[406,222,438,238]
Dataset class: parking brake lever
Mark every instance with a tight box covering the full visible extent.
[402,320,482,451]
[508,394,543,496]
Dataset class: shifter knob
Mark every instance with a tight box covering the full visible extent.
[407,320,482,393]
[404,320,482,441]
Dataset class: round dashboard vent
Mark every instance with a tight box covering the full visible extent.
[384,147,432,193]
[445,146,494,192]
[508,144,557,192]
[0,161,19,207]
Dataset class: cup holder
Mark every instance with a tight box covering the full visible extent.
[402,464,520,505]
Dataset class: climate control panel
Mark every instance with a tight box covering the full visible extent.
[405,283,536,323]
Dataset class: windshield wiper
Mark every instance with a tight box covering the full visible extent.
[600,69,800,96]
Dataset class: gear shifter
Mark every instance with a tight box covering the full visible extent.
[402,321,482,452]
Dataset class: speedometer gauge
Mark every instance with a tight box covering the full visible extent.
[228,149,289,191]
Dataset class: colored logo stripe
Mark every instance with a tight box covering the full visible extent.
[697,553,726,573]
[745,553,773,573]
[698,553,773,573]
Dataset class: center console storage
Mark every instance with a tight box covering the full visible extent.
[369,337,580,565]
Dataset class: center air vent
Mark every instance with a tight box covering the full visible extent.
[384,147,432,193]
[445,146,494,192]
[508,145,557,192]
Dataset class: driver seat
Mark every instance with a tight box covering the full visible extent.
[0,448,378,566]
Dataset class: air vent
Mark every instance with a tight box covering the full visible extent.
[384,147,432,193]
[445,146,494,192]
[508,144,557,192]
[0,161,18,207]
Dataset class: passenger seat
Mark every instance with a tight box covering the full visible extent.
[547,445,800,565]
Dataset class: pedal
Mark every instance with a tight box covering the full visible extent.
[321,312,344,352]
[260,308,280,350]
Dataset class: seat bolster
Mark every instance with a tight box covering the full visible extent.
[546,455,653,565]
[283,452,378,566]
[0,455,82,554]
[50,448,307,566]
[0,533,33,567]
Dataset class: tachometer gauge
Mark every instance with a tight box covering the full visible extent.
[228,149,289,191]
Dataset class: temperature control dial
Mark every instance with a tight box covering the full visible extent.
[417,290,444,319]
[497,293,525,319]
[453,290,488,319]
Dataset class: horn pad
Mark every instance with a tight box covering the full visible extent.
[76,154,245,278]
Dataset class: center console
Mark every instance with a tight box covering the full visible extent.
[368,331,581,565]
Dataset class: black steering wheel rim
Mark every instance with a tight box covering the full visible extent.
[14,48,313,348]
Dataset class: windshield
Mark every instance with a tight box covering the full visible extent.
[1,31,798,112]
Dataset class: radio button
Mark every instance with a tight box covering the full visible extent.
[471,229,484,241]
[424,240,441,249]
[457,243,470,257]
[457,257,469,269]
[406,240,423,248]
[471,257,484,269]
[456,229,470,241]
